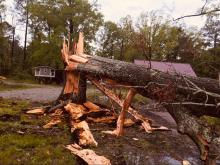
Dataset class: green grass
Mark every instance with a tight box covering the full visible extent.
[0,134,76,165]
[0,82,33,91]
[0,98,76,165]
[200,116,220,127]
[0,99,29,115]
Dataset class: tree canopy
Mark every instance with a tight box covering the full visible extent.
[0,0,220,79]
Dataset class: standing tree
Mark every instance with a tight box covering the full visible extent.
[134,11,180,63]
[15,0,31,69]
[117,15,135,61]
[202,13,220,56]
[97,21,119,59]
[26,0,103,68]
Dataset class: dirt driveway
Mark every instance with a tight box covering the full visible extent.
[0,83,62,102]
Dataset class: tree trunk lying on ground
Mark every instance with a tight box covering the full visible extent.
[49,33,220,165]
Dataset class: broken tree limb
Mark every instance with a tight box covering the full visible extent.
[89,78,153,133]
[64,103,98,146]
[165,104,220,164]
[66,144,111,165]
[71,121,98,147]
[115,89,136,136]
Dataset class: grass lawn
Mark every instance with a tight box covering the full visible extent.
[0,99,76,165]
[0,81,33,91]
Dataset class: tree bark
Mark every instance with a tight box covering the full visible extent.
[165,104,220,164]
[66,56,220,117]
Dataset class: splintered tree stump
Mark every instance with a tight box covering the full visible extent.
[64,72,79,94]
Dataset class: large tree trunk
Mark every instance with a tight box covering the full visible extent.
[66,56,220,117]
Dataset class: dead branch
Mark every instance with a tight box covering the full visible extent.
[115,89,136,136]
[89,78,169,133]
[174,8,220,21]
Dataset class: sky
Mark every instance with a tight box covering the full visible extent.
[94,0,206,27]
[4,0,207,44]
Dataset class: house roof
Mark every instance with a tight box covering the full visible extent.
[134,60,197,77]
[33,66,55,70]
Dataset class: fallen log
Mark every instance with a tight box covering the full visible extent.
[66,55,220,116]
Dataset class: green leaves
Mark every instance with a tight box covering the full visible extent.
[24,0,103,69]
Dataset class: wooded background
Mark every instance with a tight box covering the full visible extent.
[0,0,220,79]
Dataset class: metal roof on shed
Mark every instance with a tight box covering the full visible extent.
[134,60,197,77]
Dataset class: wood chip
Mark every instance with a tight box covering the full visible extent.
[102,130,117,135]
[71,121,98,147]
[87,116,117,124]
[17,130,25,134]
[83,101,100,110]
[124,118,135,127]
[183,160,191,165]
[26,108,45,115]
[150,126,170,131]
[65,103,86,120]
[132,138,139,141]
[0,76,6,80]
[66,144,111,165]
[48,109,63,117]
[43,118,62,129]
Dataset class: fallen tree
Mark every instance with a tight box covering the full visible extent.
[43,32,220,165]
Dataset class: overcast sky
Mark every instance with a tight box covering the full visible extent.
[95,0,205,27]
[4,0,206,44]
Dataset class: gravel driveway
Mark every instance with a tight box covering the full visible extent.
[0,84,62,102]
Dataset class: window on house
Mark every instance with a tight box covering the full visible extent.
[51,70,55,77]
[35,68,40,76]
